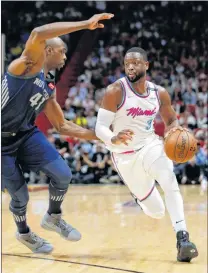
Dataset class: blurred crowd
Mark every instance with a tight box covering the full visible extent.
[2,1,208,186]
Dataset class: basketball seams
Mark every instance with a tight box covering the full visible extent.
[182,130,190,163]
[174,130,181,163]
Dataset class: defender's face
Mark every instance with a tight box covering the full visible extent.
[124,52,149,83]
[46,45,67,70]
[53,46,67,70]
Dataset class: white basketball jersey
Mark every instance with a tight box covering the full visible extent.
[106,77,161,153]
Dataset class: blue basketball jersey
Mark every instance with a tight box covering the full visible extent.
[1,70,55,133]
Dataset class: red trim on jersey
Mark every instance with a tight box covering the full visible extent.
[117,80,126,110]
[121,150,135,154]
[154,84,161,107]
[139,184,155,202]
[111,153,126,184]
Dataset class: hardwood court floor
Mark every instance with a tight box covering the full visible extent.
[2,185,207,273]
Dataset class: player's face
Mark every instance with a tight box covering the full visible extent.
[46,45,67,70]
[52,46,67,70]
[124,53,149,83]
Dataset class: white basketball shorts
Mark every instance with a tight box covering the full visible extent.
[111,137,173,201]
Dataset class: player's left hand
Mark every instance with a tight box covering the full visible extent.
[87,13,114,30]
[164,126,189,139]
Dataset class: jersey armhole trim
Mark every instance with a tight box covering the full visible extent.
[117,80,126,110]
[7,71,40,79]
[154,84,161,107]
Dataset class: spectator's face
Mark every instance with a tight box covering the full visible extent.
[124,52,149,83]
[199,77,207,89]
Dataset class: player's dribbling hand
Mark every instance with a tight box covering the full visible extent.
[87,13,114,30]
[111,129,134,146]
[164,126,189,139]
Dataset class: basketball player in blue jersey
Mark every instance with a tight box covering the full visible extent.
[1,13,119,254]
[95,47,198,262]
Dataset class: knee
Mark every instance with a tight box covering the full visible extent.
[52,165,72,189]
[42,157,72,188]
[143,203,165,219]
[150,157,177,188]
[57,166,72,186]
[150,209,165,219]
[144,207,165,219]
[153,165,179,193]
[9,183,29,214]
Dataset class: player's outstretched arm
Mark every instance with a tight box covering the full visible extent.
[29,13,114,42]
[95,82,134,146]
[8,13,114,76]
[158,88,187,138]
[43,95,98,140]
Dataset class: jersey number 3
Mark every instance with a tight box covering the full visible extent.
[30,93,46,111]
[146,118,154,130]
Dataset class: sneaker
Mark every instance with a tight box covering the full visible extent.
[16,229,53,253]
[176,231,198,262]
[41,213,81,241]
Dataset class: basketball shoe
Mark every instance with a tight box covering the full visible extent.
[41,213,81,241]
[176,231,198,262]
[16,228,53,253]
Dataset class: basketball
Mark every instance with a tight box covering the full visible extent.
[164,129,198,163]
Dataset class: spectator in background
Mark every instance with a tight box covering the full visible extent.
[74,147,95,184]
[186,110,197,130]
[86,110,97,129]
[197,110,207,129]
[68,82,80,99]
[195,142,207,167]
[64,99,76,120]
[181,157,201,185]
[75,110,88,127]
[89,144,108,183]
[197,73,208,104]
[82,94,95,112]
[182,82,197,105]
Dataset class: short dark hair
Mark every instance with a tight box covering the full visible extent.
[125,47,148,61]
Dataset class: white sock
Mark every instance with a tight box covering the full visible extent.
[148,156,187,234]
[164,190,187,233]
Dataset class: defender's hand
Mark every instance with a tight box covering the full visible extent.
[111,129,134,146]
[87,13,114,30]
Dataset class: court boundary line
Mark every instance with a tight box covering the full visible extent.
[2,253,145,273]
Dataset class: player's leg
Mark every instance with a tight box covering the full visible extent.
[131,186,165,219]
[2,153,52,253]
[18,128,81,241]
[111,152,165,219]
[2,154,30,233]
[40,156,81,241]
[145,143,198,261]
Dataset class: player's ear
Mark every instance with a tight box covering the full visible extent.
[45,46,53,56]
[145,61,149,71]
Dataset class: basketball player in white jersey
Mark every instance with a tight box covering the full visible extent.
[95,47,198,262]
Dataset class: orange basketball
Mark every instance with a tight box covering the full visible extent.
[164,129,197,163]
